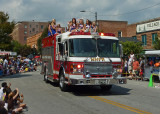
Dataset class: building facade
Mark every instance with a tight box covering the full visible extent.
[127,17,160,50]
[11,21,48,45]
[27,32,42,49]
[98,20,128,37]
[98,17,160,50]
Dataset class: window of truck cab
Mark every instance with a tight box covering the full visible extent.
[69,38,120,58]
[69,38,97,57]
[97,39,120,58]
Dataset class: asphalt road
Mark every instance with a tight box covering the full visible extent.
[1,67,160,114]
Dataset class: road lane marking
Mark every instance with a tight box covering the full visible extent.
[89,96,152,114]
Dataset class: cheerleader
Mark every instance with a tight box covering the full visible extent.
[84,19,91,32]
[89,21,97,34]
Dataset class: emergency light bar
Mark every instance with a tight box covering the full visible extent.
[70,32,91,36]
[99,33,115,37]
[70,32,115,37]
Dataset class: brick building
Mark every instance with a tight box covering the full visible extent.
[98,17,160,50]
[11,21,48,45]
[27,32,42,49]
[98,20,128,37]
[127,17,160,50]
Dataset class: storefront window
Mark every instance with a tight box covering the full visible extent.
[152,33,157,45]
[118,31,122,37]
[132,36,137,40]
[142,35,147,46]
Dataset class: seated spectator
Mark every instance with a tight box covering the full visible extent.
[7,88,26,114]
[84,19,91,32]
[0,63,3,76]
[89,21,97,34]
[0,58,3,65]
[0,101,8,114]
[56,24,62,34]
[1,82,12,101]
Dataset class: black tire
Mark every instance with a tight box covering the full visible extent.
[59,72,68,91]
[100,85,112,91]
[44,68,49,83]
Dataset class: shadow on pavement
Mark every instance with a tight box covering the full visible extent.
[47,81,131,96]
[69,85,131,96]
[2,73,32,79]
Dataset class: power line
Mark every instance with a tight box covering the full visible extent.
[98,2,160,16]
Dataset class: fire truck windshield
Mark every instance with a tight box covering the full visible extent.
[69,38,97,57]
[97,39,120,57]
[69,38,119,57]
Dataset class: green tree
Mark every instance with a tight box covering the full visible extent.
[11,40,37,57]
[120,41,143,57]
[11,40,22,54]
[153,37,160,50]
[37,27,48,54]
[0,11,15,50]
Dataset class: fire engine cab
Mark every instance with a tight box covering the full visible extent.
[41,32,127,91]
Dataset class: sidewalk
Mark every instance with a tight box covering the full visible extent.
[127,79,160,88]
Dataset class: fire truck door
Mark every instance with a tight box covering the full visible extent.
[47,46,54,76]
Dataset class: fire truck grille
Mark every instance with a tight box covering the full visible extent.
[84,62,113,77]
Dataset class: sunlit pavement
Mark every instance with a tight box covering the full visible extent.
[0,67,160,114]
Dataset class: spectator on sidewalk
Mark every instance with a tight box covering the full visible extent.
[149,59,154,66]
[139,58,144,81]
[128,56,133,78]
[124,58,128,77]
[132,58,139,80]
[130,51,134,62]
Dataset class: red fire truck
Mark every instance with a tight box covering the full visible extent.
[41,32,126,91]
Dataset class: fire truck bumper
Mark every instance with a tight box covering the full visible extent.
[69,77,127,85]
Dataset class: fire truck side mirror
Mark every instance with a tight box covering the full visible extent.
[119,44,123,58]
[59,43,63,56]
[62,42,68,60]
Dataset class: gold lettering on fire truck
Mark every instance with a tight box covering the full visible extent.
[91,58,105,62]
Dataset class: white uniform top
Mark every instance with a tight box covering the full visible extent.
[130,54,134,61]
[0,87,4,100]
[128,58,132,66]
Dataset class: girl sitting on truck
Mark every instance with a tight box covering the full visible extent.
[77,19,84,31]
[84,19,92,32]
[56,24,62,34]
[89,21,97,34]
[70,18,77,32]
[48,19,56,36]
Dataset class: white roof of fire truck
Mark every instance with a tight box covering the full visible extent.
[56,32,118,42]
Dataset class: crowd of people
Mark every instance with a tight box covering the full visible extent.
[0,55,40,77]
[48,18,97,36]
[121,51,160,81]
[121,51,145,81]
[0,82,27,114]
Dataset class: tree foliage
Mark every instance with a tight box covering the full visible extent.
[120,41,143,57]
[11,40,37,57]
[37,27,48,54]
[0,11,15,50]
[153,37,160,50]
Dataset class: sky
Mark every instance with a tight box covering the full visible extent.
[0,0,160,27]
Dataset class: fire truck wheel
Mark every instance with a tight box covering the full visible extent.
[100,85,112,91]
[59,73,68,91]
[44,74,49,83]
[44,69,49,83]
